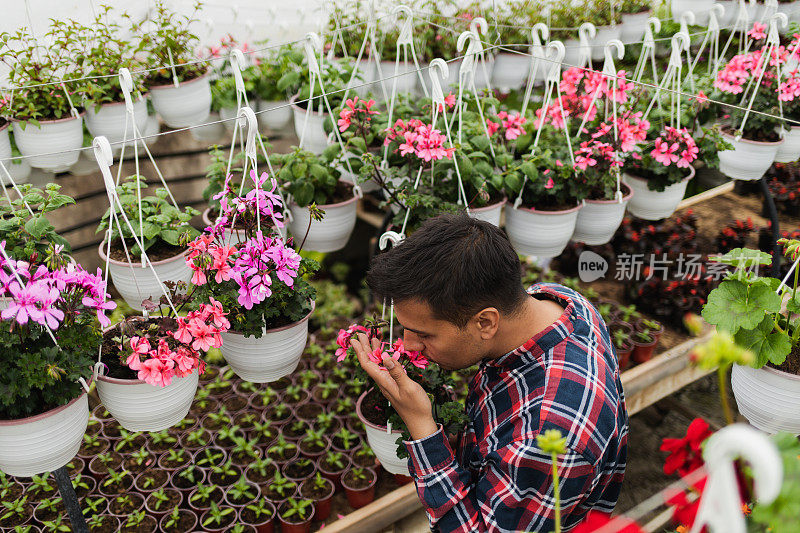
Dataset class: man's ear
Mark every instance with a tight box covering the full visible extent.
[473,307,500,339]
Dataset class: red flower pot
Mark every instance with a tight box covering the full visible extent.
[632,338,658,363]
[394,473,414,486]
[278,510,314,533]
[299,475,335,521]
[341,466,377,509]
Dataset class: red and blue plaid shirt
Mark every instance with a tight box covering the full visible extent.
[404,283,628,532]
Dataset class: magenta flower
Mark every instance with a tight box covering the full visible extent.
[1,282,42,326]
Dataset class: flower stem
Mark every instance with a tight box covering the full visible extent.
[551,452,561,533]
[718,365,734,426]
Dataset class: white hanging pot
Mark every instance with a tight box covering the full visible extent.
[290,94,331,154]
[620,11,651,43]
[96,369,199,432]
[257,100,293,131]
[623,166,694,221]
[490,52,531,91]
[99,243,192,312]
[505,203,582,257]
[149,72,213,128]
[731,363,800,434]
[288,194,358,253]
[473,54,496,90]
[356,390,409,476]
[716,0,738,26]
[354,60,377,96]
[775,126,800,163]
[571,184,633,245]
[84,97,148,153]
[219,106,240,133]
[0,122,11,165]
[12,114,84,172]
[219,305,313,383]
[591,26,623,62]
[375,60,419,96]
[190,111,225,143]
[468,198,506,227]
[717,130,783,181]
[671,0,716,24]
[0,393,89,477]
[563,40,584,71]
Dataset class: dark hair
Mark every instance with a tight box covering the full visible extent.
[367,214,528,327]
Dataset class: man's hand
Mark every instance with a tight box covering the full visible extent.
[351,332,438,441]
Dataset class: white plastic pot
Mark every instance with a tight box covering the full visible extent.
[149,73,213,128]
[672,0,716,25]
[12,114,84,172]
[505,203,582,257]
[219,305,313,383]
[0,393,88,477]
[288,194,358,253]
[491,52,531,91]
[190,111,225,143]
[99,243,192,311]
[732,363,800,434]
[257,99,292,131]
[620,11,651,43]
[468,198,506,227]
[85,98,148,153]
[623,167,694,221]
[563,40,584,70]
[357,390,410,476]
[1,158,30,185]
[571,186,633,245]
[775,126,800,163]
[96,370,198,432]
[473,54,496,90]
[68,150,99,176]
[290,95,331,154]
[591,26,623,62]
[219,106,240,133]
[718,131,783,181]
[375,60,419,96]
[0,122,11,166]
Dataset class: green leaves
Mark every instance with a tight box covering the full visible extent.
[734,317,791,367]
[23,217,52,240]
[701,280,781,335]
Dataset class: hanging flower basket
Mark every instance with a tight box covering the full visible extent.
[376,60,419,95]
[506,203,581,257]
[257,99,293,131]
[99,243,192,312]
[290,94,332,154]
[149,72,213,128]
[671,0,716,25]
[356,390,410,476]
[0,393,89,477]
[97,371,199,432]
[775,125,800,163]
[12,114,85,172]
[571,184,633,245]
[468,197,506,227]
[590,25,623,62]
[288,195,358,253]
[219,304,314,383]
[623,166,695,221]
[190,111,226,142]
[717,131,784,181]
[620,10,651,43]
[85,97,149,153]
[491,53,531,91]
[731,363,800,434]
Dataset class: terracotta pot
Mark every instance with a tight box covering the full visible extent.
[144,486,182,520]
[239,503,276,533]
[616,342,634,371]
[318,454,351,491]
[300,475,335,521]
[277,503,315,533]
[341,466,377,509]
[631,337,658,363]
[159,508,198,533]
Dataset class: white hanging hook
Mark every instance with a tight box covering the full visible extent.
[767,12,789,45]
[670,32,690,67]
[708,5,723,35]
[470,16,488,36]
[238,106,258,161]
[230,49,247,96]
[92,136,114,179]
[303,32,322,76]
[689,424,783,533]
[429,58,449,109]
[680,11,696,37]
[118,68,134,115]
[578,22,596,67]
[379,230,405,250]
[532,22,549,48]
[603,39,624,76]
[393,5,414,46]
[456,31,476,54]
[545,40,566,83]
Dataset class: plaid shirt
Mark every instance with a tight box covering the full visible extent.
[404,283,628,532]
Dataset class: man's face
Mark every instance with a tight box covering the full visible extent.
[394,299,483,370]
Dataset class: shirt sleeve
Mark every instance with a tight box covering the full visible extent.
[404,426,596,533]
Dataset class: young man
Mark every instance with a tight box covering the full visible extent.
[350,214,628,532]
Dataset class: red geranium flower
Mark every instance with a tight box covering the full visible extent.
[660,418,713,476]
[572,511,644,532]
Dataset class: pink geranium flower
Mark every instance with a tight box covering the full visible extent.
[138,357,175,387]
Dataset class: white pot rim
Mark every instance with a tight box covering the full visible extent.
[739,362,800,382]
[720,129,786,146]
[625,164,696,184]
[469,197,507,212]
[584,183,633,204]
[225,301,315,336]
[0,121,8,133]
[0,391,88,426]
[513,202,582,215]
[290,191,359,210]
[98,241,190,267]
[289,94,329,117]
[148,70,212,92]
[11,112,86,125]
[97,367,197,386]
[622,8,651,16]
[88,95,148,110]
[356,388,404,434]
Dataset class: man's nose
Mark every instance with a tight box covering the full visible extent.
[403,330,424,352]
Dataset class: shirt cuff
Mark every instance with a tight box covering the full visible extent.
[403,424,455,477]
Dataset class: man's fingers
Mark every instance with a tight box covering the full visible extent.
[371,336,381,351]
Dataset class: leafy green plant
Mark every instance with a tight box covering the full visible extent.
[124,509,146,527]
[189,483,219,505]
[148,488,171,511]
[268,472,297,498]
[227,475,257,503]
[271,146,344,207]
[280,497,313,522]
[1,495,28,522]
[245,498,274,520]
[97,175,200,257]
[163,507,183,529]
[258,44,304,101]
[202,501,235,528]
